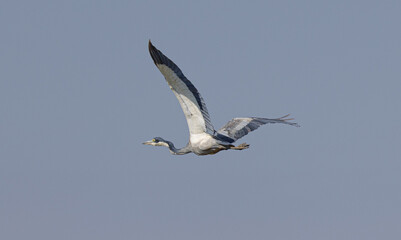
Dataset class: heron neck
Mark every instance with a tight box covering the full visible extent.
[165,140,191,155]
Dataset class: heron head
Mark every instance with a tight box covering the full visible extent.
[142,137,169,147]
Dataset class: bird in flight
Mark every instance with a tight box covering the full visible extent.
[143,41,299,155]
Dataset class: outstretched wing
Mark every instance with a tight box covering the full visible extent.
[148,41,214,135]
[215,115,299,143]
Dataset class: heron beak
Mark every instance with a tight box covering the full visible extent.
[142,141,153,145]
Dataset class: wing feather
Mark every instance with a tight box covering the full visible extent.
[148,41,215,135]
[215,115,299,143]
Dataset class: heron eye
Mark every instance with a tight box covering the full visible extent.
[152,139,156,142]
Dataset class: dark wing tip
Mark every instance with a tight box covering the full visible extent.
[278,114,301,127]
[148,40,163,65]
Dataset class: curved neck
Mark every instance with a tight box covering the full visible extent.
[164,140,192,155]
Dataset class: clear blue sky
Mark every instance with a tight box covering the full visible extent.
[1,1,401,239]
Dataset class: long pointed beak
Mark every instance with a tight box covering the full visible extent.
[142,141,153,145]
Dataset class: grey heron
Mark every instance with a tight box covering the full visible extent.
[143,41,299,155]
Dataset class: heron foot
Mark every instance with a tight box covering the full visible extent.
[230,143,250,150]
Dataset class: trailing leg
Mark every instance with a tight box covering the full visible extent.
[230,143,250,150]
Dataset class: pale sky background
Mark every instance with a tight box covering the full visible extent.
[1,1,401,239]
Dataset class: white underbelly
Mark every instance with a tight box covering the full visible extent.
[190,133,217,151]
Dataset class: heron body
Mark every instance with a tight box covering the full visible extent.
[143,41,299,156]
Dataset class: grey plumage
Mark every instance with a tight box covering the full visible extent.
[216,115,299,143]
[143,41,299,156]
